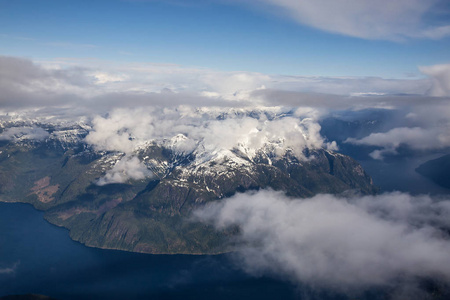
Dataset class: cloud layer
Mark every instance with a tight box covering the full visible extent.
[346,126,450,159]
[84,106,335,184]
[85,107,331,156]
[0,56,439,115]
[2,55,450,162]
[195,190,450,297]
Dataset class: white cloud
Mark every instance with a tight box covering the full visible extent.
[32,56,433,99]
[84,106,336,184]
[2,56,450,162]
[91,71,128,84]
[0,55,437,117]
[194,190,450,296]
[345,127,450,159]
[97,155,152,185]
[85,108,157,154]
[420,63,450,97]
[248,0,450,40]
[85,106,331,161]
[418,25,450,40]
[0,126,49,141]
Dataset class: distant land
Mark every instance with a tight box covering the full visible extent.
[416,154,450,190]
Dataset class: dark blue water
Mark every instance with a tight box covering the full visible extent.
[0,202,298,300]
[359,153,450,195]
[2,156,447,300]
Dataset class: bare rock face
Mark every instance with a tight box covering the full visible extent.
[0,123,377,254]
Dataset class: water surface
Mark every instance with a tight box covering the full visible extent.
[0,202,297,300]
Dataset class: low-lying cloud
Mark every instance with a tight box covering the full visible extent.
[345,126,450,159]
[0,126,50,141]
[97,155,152,185]
[194,190,450,297]
[85,106,335,184]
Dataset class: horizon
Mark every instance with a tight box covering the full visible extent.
[1,0,450,80]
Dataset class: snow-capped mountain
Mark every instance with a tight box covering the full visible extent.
[0,113,376,254]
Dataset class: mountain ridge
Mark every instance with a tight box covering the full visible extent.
[0,120,377,254]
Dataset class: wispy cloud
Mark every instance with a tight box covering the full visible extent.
[245,0,450,40]
[0,33,97,50]
[420,63,450,97]
[118,51,135,56]
[194,190,450,298]
[44,42,98,49]
[345,127,450,160]
[0,261,20,275]
[0,33,36,41]
[0,126,50,142]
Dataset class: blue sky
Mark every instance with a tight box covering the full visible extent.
[1,0,450,78]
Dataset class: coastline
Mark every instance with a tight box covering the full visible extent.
[0,199,232,256]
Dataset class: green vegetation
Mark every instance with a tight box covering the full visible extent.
[0,139,377,254]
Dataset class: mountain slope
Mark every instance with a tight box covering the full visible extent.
[0,121,377,254]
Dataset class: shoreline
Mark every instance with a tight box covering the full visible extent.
[0,200,233,256]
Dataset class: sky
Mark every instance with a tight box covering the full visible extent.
[1,0,450,78]
[1,0,450,161]
[2,2,450,298]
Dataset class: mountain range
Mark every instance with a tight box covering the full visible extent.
[0,119,377,254]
